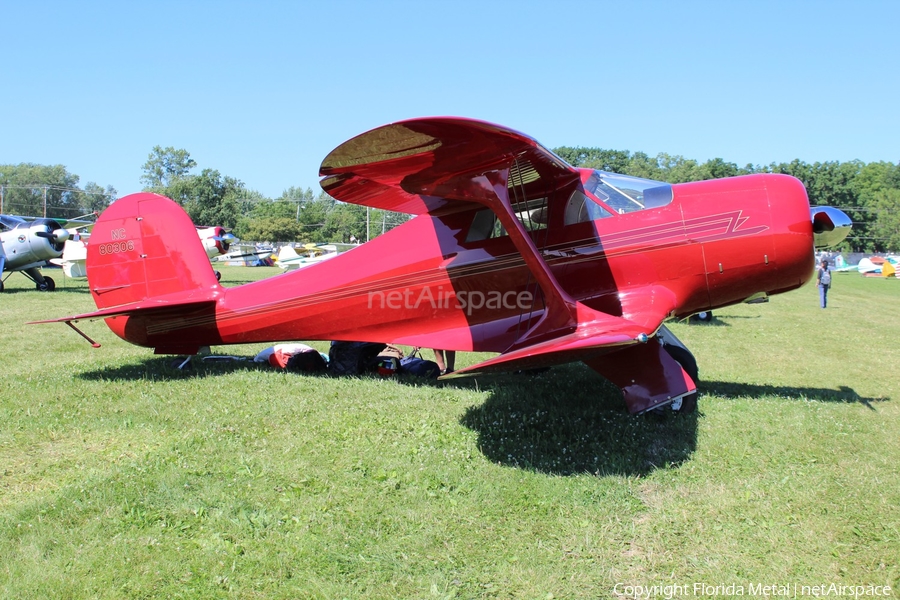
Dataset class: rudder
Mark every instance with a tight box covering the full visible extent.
[87,193,221,309]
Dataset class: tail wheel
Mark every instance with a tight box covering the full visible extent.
[694,311,712,322]
[663,344,699,413]
[37,276,56,292]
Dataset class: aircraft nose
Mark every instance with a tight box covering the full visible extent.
[811,206,852,248]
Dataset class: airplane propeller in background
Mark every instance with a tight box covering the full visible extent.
[197,226,239,260]
[1,213,97,291]
[34,226,72,246]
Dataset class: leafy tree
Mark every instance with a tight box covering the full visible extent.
[251,199,300,220]
[79,182,116,215]
[853,161,900,252]
[0,163,114,219]
[868,188,900,252]
[323,203,367,244]
[238,217,305,242]
[554,147,632,173]
[278,186,317,205]
[697,157,746,181]
[140,146,197,191]
[165,169,244,229]
[624,152,663,181]
[296,194,336,243]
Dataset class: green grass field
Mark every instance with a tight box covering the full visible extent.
[1,266,898,599]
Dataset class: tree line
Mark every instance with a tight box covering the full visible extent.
[3,145,898,252]
[0,163,114,220]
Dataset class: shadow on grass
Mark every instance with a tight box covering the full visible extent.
[700,380,888,409]
[676,314,763,328]
[76,354,264,381]
[454,364,698,477]
[77,357,699,478]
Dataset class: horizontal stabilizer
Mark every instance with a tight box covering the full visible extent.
[29,296,218,325]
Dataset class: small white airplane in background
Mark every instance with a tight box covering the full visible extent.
[1,213,95,292]
[209,243,275,266]
[196,226,238,261]
[274,243,342,272]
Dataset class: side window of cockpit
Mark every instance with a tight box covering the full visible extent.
[512,198,548,232]
[465,209,506,242]
[587,173,673,214]
[564,190,613,225]
[594,183,642,214]
[465,198,550,242]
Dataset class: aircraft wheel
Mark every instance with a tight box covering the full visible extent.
[37,276,56,292]
[663,344,699,413]
[215,270,222,281]
[0,280,4,292]
[694,311,712,322]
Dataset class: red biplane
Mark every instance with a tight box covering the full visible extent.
[38,118,851,414]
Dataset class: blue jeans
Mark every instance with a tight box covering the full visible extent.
[819,284,829,308]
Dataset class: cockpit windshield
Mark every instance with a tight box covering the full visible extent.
[587,171,673,214]
[0,215,26,232]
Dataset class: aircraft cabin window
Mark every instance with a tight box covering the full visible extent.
[465,209,506,242]
[564,189,613,225]
[465,198,549,242]
[587,171,673,214]
[512,198,548,232]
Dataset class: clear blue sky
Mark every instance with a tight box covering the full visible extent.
[3,0,898,199]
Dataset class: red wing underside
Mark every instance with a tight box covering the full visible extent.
[321,118,685,400]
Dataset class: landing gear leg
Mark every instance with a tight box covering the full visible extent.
[657,325,699,413]
[23,267,56,291]
[170,356,193,371]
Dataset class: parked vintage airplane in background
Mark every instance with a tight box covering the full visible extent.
[0,213,94,292]
[274,243,356,272]
[37,117,851,414]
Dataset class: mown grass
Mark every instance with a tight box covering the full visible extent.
[1,266,898,598]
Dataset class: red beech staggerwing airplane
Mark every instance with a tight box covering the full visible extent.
[37,118,851,414]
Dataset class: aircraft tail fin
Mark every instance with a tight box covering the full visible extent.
[277,245,301,261]
[86,193,222,310]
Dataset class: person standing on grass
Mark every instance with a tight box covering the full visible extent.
[816,258,832,308]
[432,349,456,375]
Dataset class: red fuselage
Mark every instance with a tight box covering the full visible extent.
[102,172,813,355]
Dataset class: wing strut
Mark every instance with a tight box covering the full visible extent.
[65,321,102,348]
[479,166,578,347]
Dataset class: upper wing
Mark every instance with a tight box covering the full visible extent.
[322,117,675,370]
[319,117,580,216]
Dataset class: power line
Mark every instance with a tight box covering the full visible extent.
[0,184,116,197]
